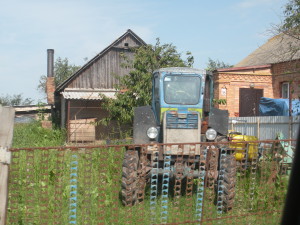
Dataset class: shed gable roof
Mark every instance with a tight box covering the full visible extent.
[235,33,300,67]
[56,29,146,92]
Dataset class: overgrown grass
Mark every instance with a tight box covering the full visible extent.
[7,149,287,224]
[12,121,66,148]
[7,122,287,224]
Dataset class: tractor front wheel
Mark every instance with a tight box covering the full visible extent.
[218,154,236,212]
[121,150,139,206]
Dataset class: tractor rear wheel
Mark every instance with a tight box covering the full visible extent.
[121,150,139,206]
[219,154,236,212]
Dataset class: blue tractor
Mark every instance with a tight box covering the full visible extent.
[122,67,235,212]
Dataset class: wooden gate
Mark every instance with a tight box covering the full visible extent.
[239,88,263,116]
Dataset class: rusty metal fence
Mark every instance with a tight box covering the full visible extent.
[7,140,294,224]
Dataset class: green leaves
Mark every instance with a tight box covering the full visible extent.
[213,98,227,106]
[0,93,33,106]
[282,0,300,31]
[275,0,300,41]
[12,122,66,148]
[37,57,81,93]
[206,58,233,71]
[101,38,194,125]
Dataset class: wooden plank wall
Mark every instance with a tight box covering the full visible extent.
[69,118,96,142]
[66,35,141,89]
[68,100,130,140]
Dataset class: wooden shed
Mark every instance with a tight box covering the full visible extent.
[54,29,146,142]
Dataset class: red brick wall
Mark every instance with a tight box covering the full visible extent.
[46,77,55,105]
[213,72,273,117]
[272,59,300,75]
[272,60,300,99]
[273,73,300,99]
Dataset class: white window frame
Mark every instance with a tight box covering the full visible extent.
[282,82,289,99]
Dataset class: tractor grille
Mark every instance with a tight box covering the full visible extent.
[166,111,198,129]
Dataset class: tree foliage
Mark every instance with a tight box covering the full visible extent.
[206,58,233,71]
[272,0,300,41]
[0,94,33,106]
[101,38,194,124]
[38,57,81,93]
[282,0,300,33]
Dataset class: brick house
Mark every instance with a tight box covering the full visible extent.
[213,33,300,117]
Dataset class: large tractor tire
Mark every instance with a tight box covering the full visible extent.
[207,147,219,186]
[219,154,236,212]
[121,150,140,206]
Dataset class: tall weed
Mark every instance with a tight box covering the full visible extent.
[12,121,66,148]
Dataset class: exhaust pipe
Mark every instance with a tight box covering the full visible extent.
[47,49,54,77]
[46,49,55,105]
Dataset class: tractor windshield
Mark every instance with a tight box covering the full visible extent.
[164,75,201,105]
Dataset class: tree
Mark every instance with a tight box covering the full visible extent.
[270,0,300,42]
[281,0,300,37]
[100,38,194,125]
[0,94,33,106]
[38,57,81,94]
[206,58,233,71]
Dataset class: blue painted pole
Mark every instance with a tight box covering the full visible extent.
[69,154,78,224]
[150,150,159,223]
[195,148,207,222]
[217,149,226,214]
[161,154,171,223]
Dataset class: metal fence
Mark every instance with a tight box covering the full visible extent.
[229,116,300,140]
[66,116,300,145]
[7,140,294,224]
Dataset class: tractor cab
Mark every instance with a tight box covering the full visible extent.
[152,67,213,123]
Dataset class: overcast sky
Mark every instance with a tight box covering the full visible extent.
[0,0,287,103]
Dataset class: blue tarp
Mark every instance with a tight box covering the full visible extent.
[259,97,300,116]
[291,100,300,115]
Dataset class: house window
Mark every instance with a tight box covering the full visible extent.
[282,82,289,99]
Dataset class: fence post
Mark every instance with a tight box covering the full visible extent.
[0,106,15,225]
[257,117,260,140]
[289,116,292,140]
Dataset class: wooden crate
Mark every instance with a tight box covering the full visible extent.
[69,118,96,142]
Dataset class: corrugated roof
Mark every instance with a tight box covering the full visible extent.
[14,105,51,112]
[235,33,300,67]
[61,90,116,100]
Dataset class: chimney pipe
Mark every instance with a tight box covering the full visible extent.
[46,49,55,105]
[47,49,54,77]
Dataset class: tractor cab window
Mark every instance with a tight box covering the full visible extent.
[164,75,200,105]
[154,75,159,100]
[203,75,212,114]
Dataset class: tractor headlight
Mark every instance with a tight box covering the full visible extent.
[147,127,158,139]
[206,128,217,141]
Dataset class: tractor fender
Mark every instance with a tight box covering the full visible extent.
[133,106,158,144]
[208,107,229,136]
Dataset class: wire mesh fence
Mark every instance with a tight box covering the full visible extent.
[7,139,294,224]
